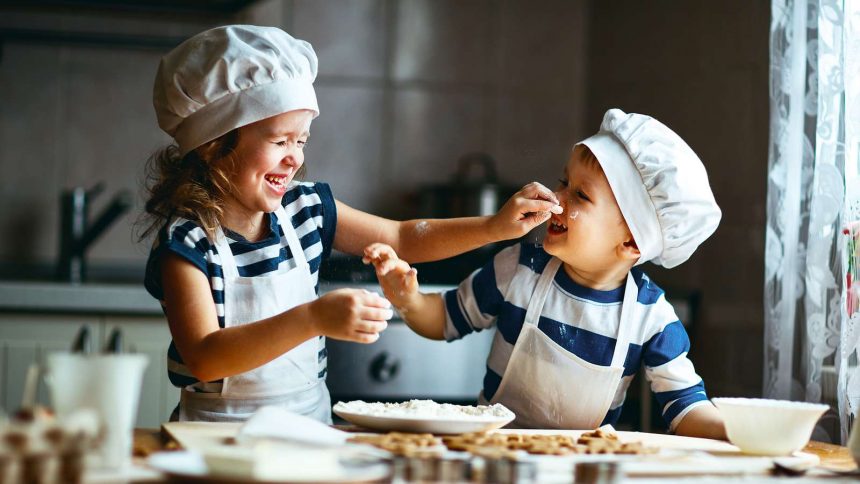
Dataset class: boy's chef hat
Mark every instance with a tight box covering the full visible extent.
[153,25,319,156]
[578,109,721,268]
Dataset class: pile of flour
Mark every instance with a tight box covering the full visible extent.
[335,399,513,420]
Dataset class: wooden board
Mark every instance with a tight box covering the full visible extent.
[161,422,819,479]
[162,421,241,451]
[492,428,818,478]
[493,428,741,453]
[164,423,738,454]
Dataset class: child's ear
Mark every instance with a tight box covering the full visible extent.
[620,236,641,261]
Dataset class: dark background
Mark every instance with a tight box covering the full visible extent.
[0,1,770,405]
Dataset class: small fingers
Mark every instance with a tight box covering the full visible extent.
[519,211,551,227]
[376,258,401,276]
[352,318,388,344]
[520,182,559,204]
[360,290,392,309]
[402,267,419,290]
[356,318,389,333]
[360,307,394,323]
[519,198,562,215]
[353,332,380,344]
[362,243,397,264]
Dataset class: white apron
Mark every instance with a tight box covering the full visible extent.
[179,206,331,423]
[486,257,637,429]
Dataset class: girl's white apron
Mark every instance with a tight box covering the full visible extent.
[484,257,636,429]
[179,206,330,423]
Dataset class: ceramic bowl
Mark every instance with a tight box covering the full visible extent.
[712,398,828,456]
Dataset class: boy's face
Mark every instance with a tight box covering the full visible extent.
[544,146,637,273]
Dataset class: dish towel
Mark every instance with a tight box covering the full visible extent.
[238,406,349,447]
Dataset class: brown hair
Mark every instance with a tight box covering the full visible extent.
[137,130,240,242]
[576,144,601,170]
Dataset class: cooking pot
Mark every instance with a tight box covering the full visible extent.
[418,153,520,217]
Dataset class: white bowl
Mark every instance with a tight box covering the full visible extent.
[712,397,828,456]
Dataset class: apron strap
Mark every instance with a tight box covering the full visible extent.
[213,227,238,278]
[212,204,309,279]
[523,257,563,327]
[609,272,638,369]
[523,256,636,369]
[274,205,309,269]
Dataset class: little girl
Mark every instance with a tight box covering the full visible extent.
[140,25,562,423]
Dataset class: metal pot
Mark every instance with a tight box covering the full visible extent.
[418,153,519,217]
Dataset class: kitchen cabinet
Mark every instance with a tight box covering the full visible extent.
[0,314,102,413]
[102,316,179,427]
[0,313,178,428]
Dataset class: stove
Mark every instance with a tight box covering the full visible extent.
[319,281,494,405]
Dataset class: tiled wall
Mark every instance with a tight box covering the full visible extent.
[0,8,216,267]
[0,0,589,269]
[588,0,771,398]
[0,1,769,397]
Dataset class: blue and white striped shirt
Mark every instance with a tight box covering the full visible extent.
[144,181,337,392]
[443,243,708,431]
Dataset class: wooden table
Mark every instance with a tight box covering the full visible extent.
[131,427,858,481]
[802,440,857,472]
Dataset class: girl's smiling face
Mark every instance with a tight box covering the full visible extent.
[221,110,313,232]
[544,146,637,275]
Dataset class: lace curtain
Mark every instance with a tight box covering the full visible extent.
[765,0,860,443]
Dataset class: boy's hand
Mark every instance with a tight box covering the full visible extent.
[309,288,392,343]
[363,243,420,309]
[489,182,563,240]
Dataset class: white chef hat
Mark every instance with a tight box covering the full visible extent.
[153,25,319,157]
[578,109,721,268]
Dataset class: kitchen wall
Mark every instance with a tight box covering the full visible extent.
[0,0,589,272]
[0,1,770,398]
[0,6,221,271]
[587,1,771,399]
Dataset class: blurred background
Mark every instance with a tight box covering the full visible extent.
[0,1,772,427]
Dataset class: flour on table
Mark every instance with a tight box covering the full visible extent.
[334,399,513,420]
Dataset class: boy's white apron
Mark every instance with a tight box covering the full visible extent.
[485,257,636,429]
[179,206,331,423]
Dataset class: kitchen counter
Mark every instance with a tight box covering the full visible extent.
[0,280,446,316]
[0,280,163,315]
[120,427,858,482]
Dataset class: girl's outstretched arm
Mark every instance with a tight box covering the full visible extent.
[334,182,562,262]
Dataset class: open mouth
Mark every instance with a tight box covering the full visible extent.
[547,219,568,235]
[264,173,289,192]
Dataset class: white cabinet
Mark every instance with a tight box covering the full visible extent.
[0,314,177,428]
[103,316,179,427]
[0,314,102,413]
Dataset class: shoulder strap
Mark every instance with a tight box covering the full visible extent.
[523,257,562,327]
[610,272,639,368]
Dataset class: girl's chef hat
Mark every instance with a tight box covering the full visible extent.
[578,109,721,268]
[153,25,319,156]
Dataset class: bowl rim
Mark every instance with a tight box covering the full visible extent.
[712,397,829,411]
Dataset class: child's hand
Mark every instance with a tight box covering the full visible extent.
[489,182,563,240]
[362,243,420,309]
[309,289,392,343]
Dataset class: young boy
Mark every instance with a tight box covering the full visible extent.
[364,109,727,439]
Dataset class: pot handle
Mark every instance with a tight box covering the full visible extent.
[454,152,499,184]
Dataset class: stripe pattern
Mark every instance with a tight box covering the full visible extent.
[443,243,708,430]
[145,182,336,392]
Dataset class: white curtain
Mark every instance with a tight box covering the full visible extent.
[765,0,860,443]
